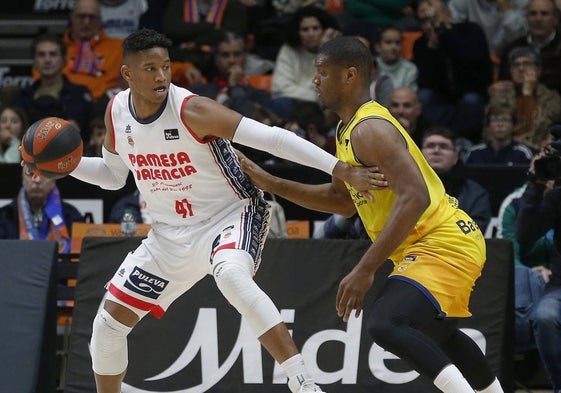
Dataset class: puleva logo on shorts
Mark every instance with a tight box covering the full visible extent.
[124,266,169,299]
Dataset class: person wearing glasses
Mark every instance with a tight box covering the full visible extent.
[61,0,124,102]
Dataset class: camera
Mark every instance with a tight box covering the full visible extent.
[534,124,561,181]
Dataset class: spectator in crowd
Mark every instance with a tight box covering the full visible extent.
[496,181,558,354]
[162,0,249,71]
[60,0,124,103]
[190,31,273,118]
[498,0,561,94]
[271,6,340,118]
[374,25,418,91]
[334,0,420,39]
[387,86,430,147]
[100,0,149,39]
[354,34,395,106]
[0,168,85,253]
[83,116,106,157]
[0,106,26,164]
[515,139,561,392]
[466,101,534,166]
[16,34,93,139]
[413,0,493,143]
[283,101,335,154]
[488,45,561,150]
[420,126,492,233]
[448,0,529,59]
[109,189,152,224]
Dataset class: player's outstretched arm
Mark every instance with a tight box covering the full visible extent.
[183,96,380,192]
[69,98,130,190]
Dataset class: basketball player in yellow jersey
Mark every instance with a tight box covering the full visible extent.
[238,36,504,393]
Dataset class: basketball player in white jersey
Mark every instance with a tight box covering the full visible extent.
[69,28,379,393]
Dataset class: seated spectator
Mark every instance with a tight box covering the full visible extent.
[467,101,534,166]
[334,0,420,39]
[448,0,528,59]
[59,0,124,102]
[489,45,561,150]
[109,189,152,224]
[413,0,493,143]
[498,0,561,94]
[0,168,85,253]
[420,126,492,232]
[387,86,430,147]
[271,6,340,118]
[283,101,335,154]
[189,31,273,118]
[83,116,106,157]
[100,0,149,39]
[356,34,394,106]
[162,0,249,72]
[317,125,492,239]
[515,143,561,392]
[374,25,418,91]
[16,34,93,139]
[0,106,26,164]
[496,181,558,354]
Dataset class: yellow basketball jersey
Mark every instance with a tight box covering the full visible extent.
[335,101,486,317]
[336,101,458,260]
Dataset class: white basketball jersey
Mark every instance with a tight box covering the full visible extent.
[110,84,260,226]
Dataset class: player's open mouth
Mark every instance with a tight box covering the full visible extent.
[154,87,166,93]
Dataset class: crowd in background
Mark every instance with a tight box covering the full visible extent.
[1,0,561,390]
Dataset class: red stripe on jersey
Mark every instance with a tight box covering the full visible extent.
[211,241,237,258]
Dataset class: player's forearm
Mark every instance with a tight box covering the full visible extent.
[70,148,129,190]
[266,176,355,216]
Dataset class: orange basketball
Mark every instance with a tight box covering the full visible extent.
[20,117,83,180]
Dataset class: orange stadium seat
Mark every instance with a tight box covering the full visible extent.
[401,30,422,60]
[247,74,273,92]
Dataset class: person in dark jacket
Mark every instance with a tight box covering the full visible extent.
[14,34,93,141]
[413,0,493,143]
[0,169,85,253]
[189,30,273,118]
[516,140,561,392]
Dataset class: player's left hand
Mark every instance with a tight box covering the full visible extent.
[336,265,374,322]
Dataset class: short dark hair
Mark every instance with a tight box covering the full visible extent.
[508,45,541,68]
[421,125,457,147]
[122,28,172,57]
[286,6,340,48]
[31,34,66,58]
[484,101,516,125]
[317,36,372,81]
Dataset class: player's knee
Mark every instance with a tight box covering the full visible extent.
[212,249,281,336]
[367,314,400,347]
[90,309,132,375]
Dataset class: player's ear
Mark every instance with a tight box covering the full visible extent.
[121,65,131,82]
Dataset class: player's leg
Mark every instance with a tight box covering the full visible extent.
[422,317,503,392]
[212,247,322,393]
[366,278,475,393]
[91,299,142,393]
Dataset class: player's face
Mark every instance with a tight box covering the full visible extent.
[313,55,342,110]
[123,47,172,105]
[421,134,458,173]
[34,41,65,78]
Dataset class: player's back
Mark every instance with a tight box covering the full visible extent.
[110,84,260,226]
